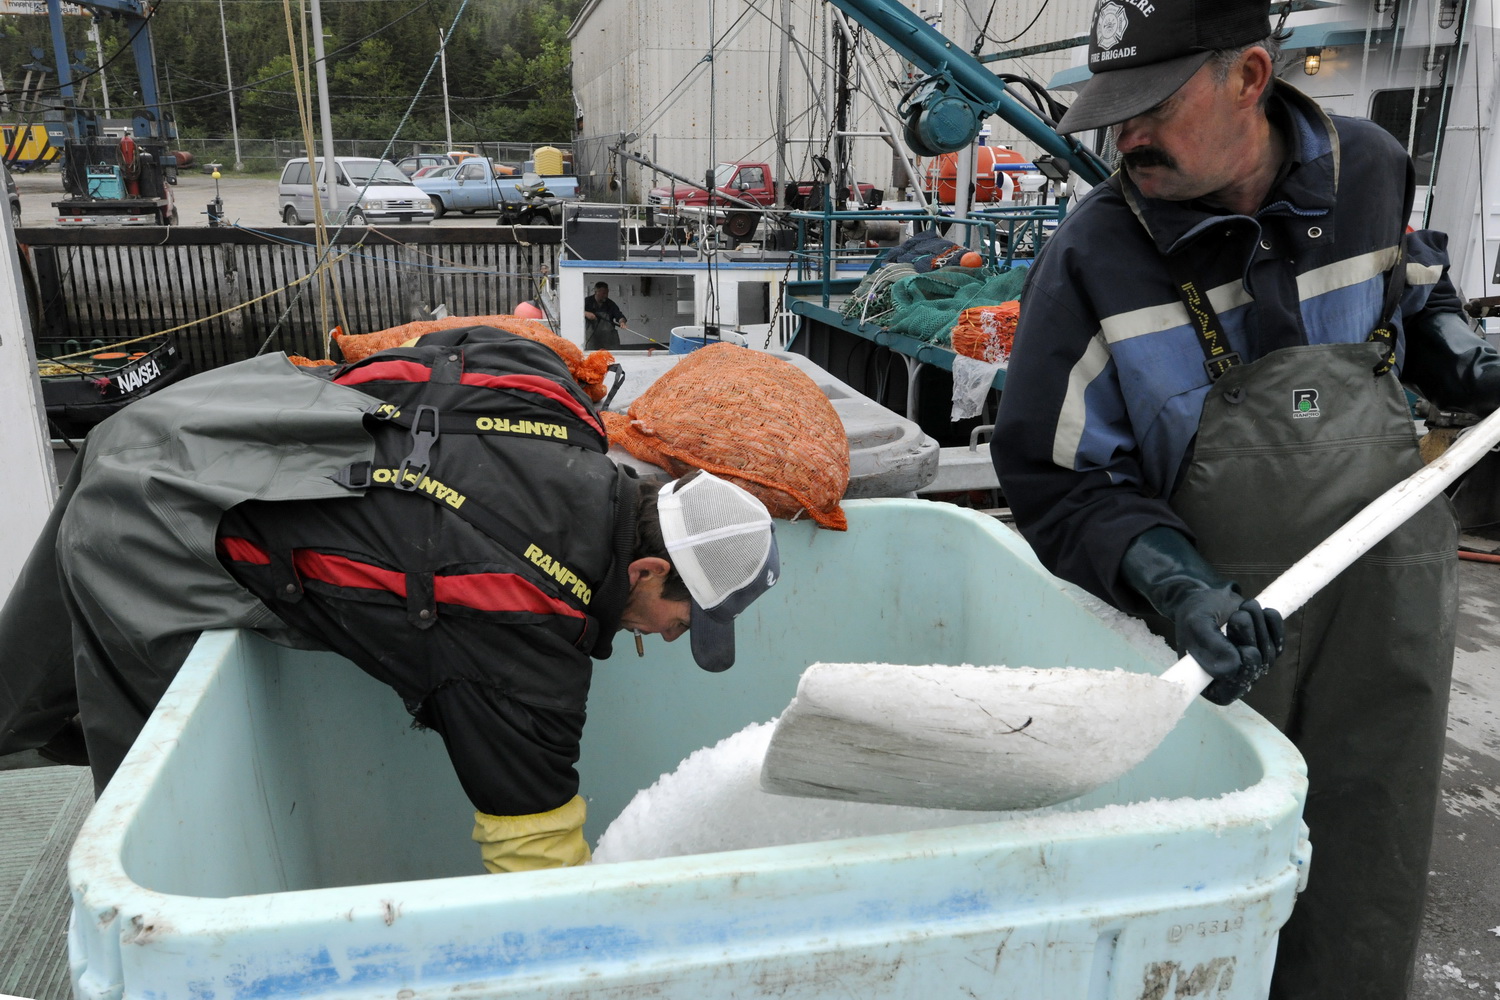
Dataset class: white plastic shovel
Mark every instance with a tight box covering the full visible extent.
[761,405,1500,812]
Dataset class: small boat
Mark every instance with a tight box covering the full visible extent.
[37,337,189,440]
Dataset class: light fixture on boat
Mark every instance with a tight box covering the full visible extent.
[1372,0,1394,12]
[1438,0,1459,28]
[1302,48,1322,76]
[1033,155,1070,183]
[1423,48,1447,72]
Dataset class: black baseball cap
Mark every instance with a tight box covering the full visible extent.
[1057,0,1272,134]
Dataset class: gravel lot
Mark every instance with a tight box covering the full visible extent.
[11,165,528,230]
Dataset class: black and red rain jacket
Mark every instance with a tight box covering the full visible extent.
[218,327,637,815]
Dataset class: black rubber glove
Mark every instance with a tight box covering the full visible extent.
[1120,527,1285,706]
[1401,309,1500,416]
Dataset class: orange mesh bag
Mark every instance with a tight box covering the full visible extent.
[600,344,850,529]
[286,355,335,367]
[333,315,616,401]
[950,300,1020,364]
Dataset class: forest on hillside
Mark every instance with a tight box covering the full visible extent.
[0,0,581,147]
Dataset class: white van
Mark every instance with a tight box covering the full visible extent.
[278,156,435,225]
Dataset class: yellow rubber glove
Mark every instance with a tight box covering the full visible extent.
[472,795,591,874]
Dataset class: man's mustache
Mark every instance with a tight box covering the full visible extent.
[1122,147,1177,170]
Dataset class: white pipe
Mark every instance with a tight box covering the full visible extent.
[311,0,338,216]
[218,0,242,170]
[91,20,110,116]
[946,0,974,236]
[776,0,790,210]
[439,28,453,151]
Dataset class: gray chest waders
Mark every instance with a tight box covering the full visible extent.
[1171,341,1458,1000]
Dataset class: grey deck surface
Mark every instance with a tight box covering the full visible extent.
[0,765,92,1000]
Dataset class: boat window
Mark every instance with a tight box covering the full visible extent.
[1369,86,1451,178]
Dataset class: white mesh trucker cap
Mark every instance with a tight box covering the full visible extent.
[657,472,780,672]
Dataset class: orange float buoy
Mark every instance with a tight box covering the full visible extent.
[514,300,545,320]
[924,146,1030,203]
[960,252,984,268]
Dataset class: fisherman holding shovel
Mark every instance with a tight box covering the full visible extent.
[992,0,1500,996]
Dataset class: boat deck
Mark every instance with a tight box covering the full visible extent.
[0,764,91,1000]
[2,547,1497,999]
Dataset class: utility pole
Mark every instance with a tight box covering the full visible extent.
[311,0,338,217]
[438,28,453,151]
[89,20,111,115]
[217,0,243,170]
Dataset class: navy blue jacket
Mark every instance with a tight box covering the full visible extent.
[992,83,1467,609]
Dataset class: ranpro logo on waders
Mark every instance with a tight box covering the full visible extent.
[1292,389,1321,419]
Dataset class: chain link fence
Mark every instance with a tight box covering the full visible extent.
[169,137,573,176]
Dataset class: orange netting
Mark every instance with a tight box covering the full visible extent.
[601,344,850,529]
[286,354,334,367]
[950,300,1020,364]
[332,316,616,402]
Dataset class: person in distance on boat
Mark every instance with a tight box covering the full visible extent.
[0,326,779,874]
[583,280,628,350]
[990,0,1500,996]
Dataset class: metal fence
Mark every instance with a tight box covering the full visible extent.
[170,138,574,175]
[19,224,562,372]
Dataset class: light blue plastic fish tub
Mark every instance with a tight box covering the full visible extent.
[68,499,1308,999]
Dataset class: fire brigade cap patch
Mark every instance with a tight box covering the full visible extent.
[657,471,779,673]
[1057,0,1272,134]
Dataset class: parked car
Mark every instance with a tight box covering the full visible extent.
[414,159,580,221]
[278,156,435,225]
[4,163,19,227]
[395,153,456,177]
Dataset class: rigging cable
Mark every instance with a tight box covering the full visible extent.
[257,0,473,356]
[996,0,1054,47]
[971,1,998,57]
[624,1,760,144]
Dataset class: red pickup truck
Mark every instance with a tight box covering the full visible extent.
[647,161,881,240]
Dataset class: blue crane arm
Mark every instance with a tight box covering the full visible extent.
[46,0,172,140]
[824,0,1110,185]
